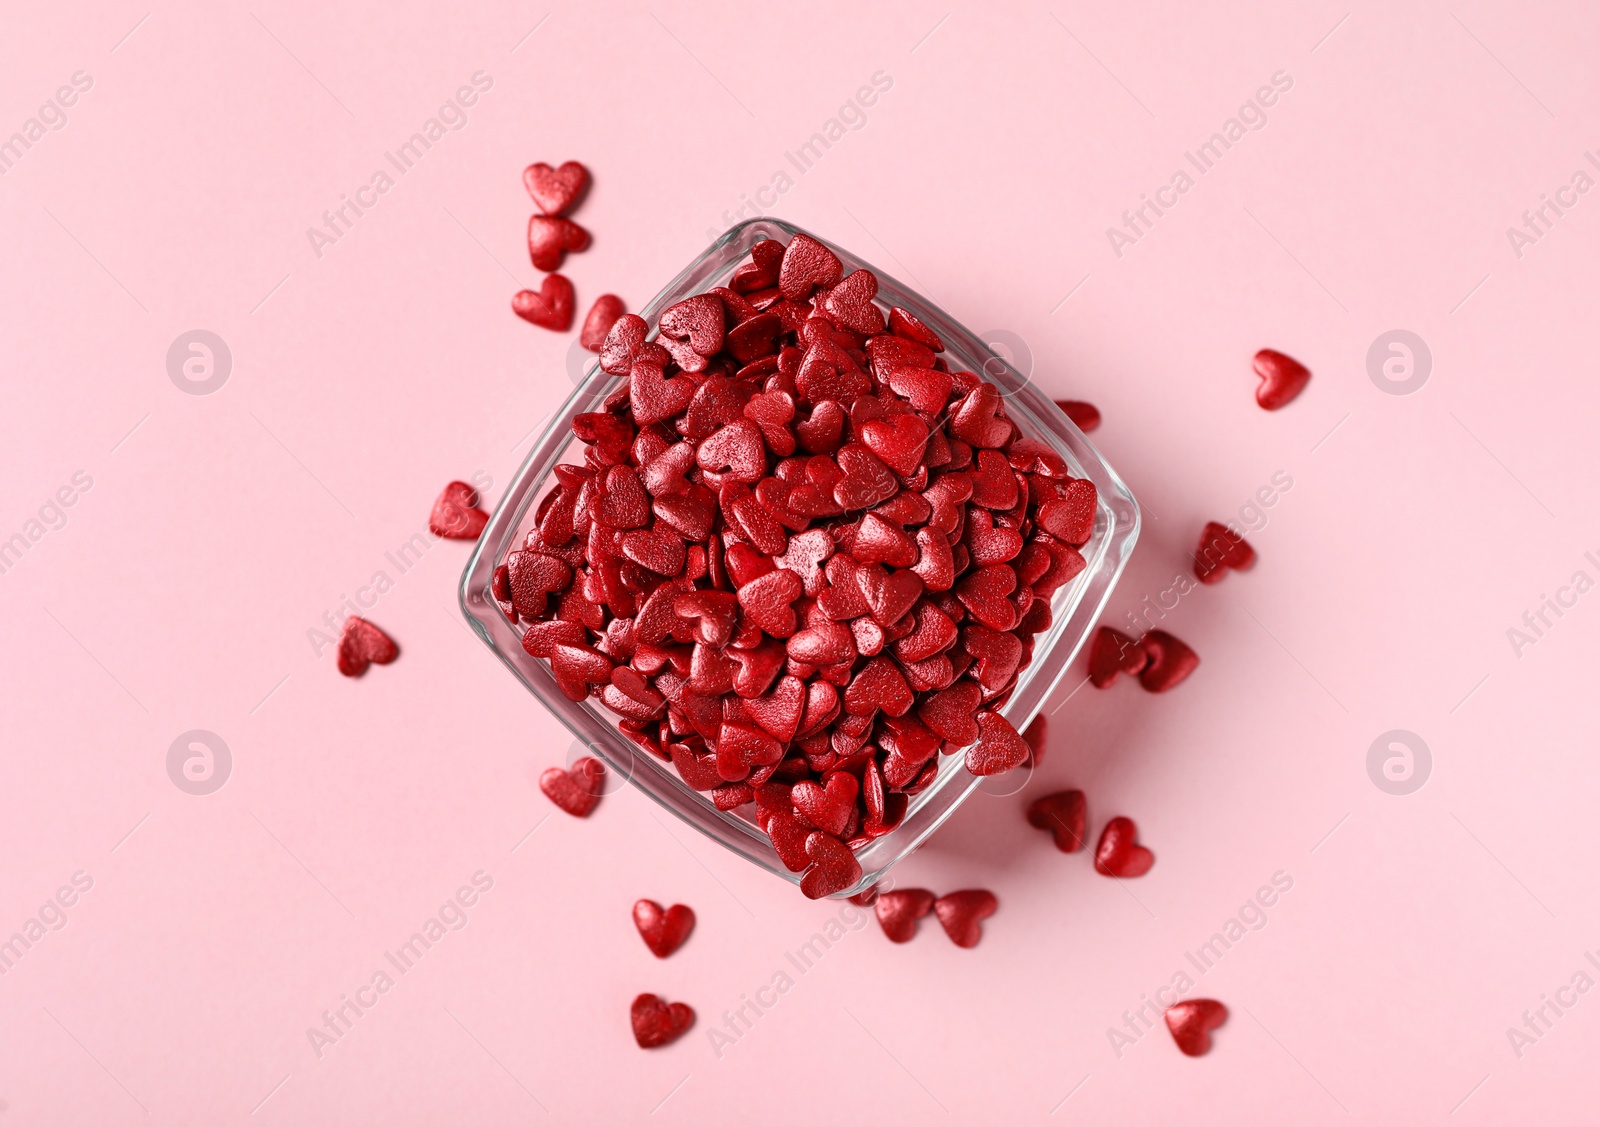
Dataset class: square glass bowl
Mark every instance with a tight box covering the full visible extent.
[459,218,1140,897]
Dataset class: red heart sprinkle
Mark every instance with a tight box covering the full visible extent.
[1026,789,1086,852]
[745,674,806,743]
[800,830,861,899]
[821,269,886,334]
[791,772,858,836]
[632,899,695,958]
[526,215,589,272]
[579,294,626,352]
[1253,348,1310,410]
[1138,630,1198,692]
[1094,815,1154,877]
[966,711,1028,775]
[778,233,843,300]
[631,993,695,1048]
[659,294,727,361]
[1055,399,1101,432]
[337,616,398,677]
[1193,521,1256,584]
[429,480,488,540]
[874,888,935,942]
[860,414,931,477]
[737,567,803,638]
[1036,479,1096,546]
[511,274,575,331]
[917,680,982,745]
[600,313,649,376]
[1087,626,1148,688]
[522,160,588,215]
[1165,999,1228,1056]
[540,757,605,817]
[933,889,997,948]
[887,306,944,351]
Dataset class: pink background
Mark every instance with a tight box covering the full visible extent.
[3,1,1597,1122]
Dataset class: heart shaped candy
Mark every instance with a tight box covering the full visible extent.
[874,888,935,943]
[1094,815,1154,877]
[632,899,695,958]
[1165,999,1228,1056]
[1026,790,1087,852]
[1253,348,1310,410]
[965,711,1029,776]
[631,993,695,1048]
[579,294,626,352]
[337,617,398,677]
[933,889,997,948]
[429,481,488,540]
[539,757,605,817]
[778,232,843,300]
[526,215,589,272]
[1087,626,1148,688]
[791,772,858,836]
[522,160,589,215]
[1138,630,1198,692]
[512,274,575,331]
[800,831,861,899]
[1193,521,1256,584]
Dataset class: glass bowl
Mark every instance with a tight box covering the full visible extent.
[459,218,1140,897]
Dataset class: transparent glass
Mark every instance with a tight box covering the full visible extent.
[459,218,1140,896]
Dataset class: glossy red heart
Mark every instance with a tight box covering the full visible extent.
[1138,630,1199,692]
[631,993,695,1048]
[966,710,1028,775]
[579,293,626,352]
[540,757,605,817]
[821,269,886,334]
[1253,348,1310,410]
[429,480,488,540]
[791,772,858,836]
[1087,626,1148,688]
[337,617,398,677]
[737,567,803,638]
[917,680,982,745]
[526,215,589,272]
[632,899,695,958]
[629,359,697,427]
[1165,999,1228,1056]
[854,563,923,627]
[745,674,805,743]
[860,414,931,477]
[778,232,843,300]
[1193,521,1256,584]
[800,830,861,899]
[950,384,1011,448]
[1036,479,1096,546]
[955,565,1017,631]
[1094,815,1154,877]
[659,294,726,364]
[887,306,943,351]
[522,160,588,215]
[1026,790,1086,852]
[874,888,935,943]
[933,889,997,948]
[511,274,575,331]
[844,656,914,717]
[963,625,1021,691]
[600,313,649,376]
